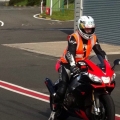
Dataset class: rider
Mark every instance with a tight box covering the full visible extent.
[48,15,108,120]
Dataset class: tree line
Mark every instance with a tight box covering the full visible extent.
[9,0,74,6]
[9,0,40,6]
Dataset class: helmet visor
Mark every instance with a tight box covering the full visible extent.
[84,28,92,34]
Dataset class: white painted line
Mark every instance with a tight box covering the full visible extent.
[33,14,74,22]
[33,14,59,21]
[0,80,49,103]
[0,80,120,118]
[0,80,49,97]
[0,20,4,26]
[116,114,120,117]
[0,86,49,103]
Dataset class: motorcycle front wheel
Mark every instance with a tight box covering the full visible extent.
[92,94,115,120]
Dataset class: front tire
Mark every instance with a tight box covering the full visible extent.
[91,94,115,120]
[100,94,115,120]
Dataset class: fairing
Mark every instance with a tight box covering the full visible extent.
[85,59,114,78]
[85,55,115,89]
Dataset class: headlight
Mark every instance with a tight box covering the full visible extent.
[89,73,102,83]
[101,77,110,84]
[111,73,116,81]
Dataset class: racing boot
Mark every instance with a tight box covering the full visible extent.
[48,111,57,120]
[51,81,67,111]
[56,81,67,100]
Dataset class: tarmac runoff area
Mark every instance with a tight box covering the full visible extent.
[2,42,120,119]
[2,41,120,57]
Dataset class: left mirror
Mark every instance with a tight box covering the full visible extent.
[114,59,120,66]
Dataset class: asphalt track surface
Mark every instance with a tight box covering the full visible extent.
[0,6,120,120]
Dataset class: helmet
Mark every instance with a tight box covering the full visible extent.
[78,16,95,40]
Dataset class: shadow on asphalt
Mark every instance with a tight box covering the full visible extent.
[60,29,73,35]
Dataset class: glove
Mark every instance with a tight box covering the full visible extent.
[70,65,80,75]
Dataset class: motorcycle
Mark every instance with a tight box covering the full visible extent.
[45,55,120,120]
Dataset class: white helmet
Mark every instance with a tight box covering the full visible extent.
[78,16,95,40]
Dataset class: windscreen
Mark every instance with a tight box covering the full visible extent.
[88,55,104,66]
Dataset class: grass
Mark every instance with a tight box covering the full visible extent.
[41,3,74,21]
[41,9,74,21]
[14,0,27,6]
[12,1,74,21]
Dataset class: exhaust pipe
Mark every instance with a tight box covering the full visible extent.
[45,78,56,96]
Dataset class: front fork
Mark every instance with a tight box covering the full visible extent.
[91,90,101,115]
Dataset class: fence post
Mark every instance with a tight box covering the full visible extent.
[80,0,83,17]
[74,0,83,32]
[40,0,43,14]
[59,0,60,9]
[50,0,52,16]
[67,0,68,9]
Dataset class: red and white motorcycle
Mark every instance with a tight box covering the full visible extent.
[45,55,120,120]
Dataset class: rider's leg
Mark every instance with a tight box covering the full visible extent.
[48,64,70,120]
[56,64,70,101]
